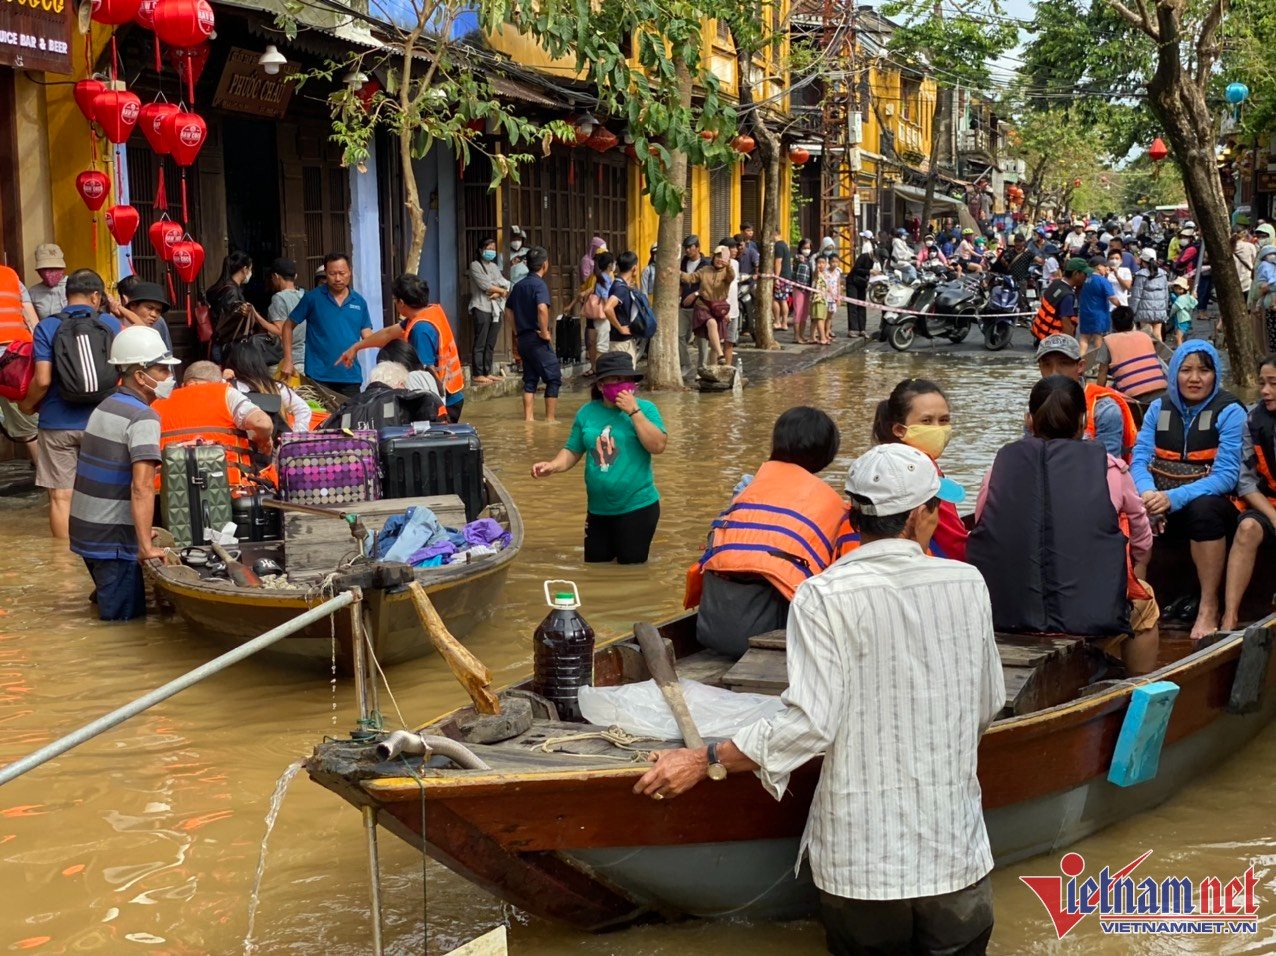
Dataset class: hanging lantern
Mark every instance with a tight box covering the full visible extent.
[139,101,180,155]
[464,118,486,134]
[1225,83,1249,106]
[92,89,142,144]
[91,0,143,26]
[170,240,205,283]
[623,144,637,159]
[148,219,184,262]
[730,134,756,155]
[169,43,211,95]
[76,171,111,212]
[699,130,719,142]
[585,127,618,153]
[151,0,215,49]
[788,146,811,166]
[73,79,107,125]
[135,0,158,27]
[163,110,207,166]
[105,205,140,246]
[1148,136,1168,163]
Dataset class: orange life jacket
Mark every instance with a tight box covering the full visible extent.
[0,266,32,345]
[683,460,847,607]
[1103,331,1167,398]
[154,381,271,493]
[404,305,464,400]
[1031,278,1074,341]
[1237,404,1276,512]
[1085,383,1139,462]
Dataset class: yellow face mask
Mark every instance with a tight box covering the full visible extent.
[901,423,952,459]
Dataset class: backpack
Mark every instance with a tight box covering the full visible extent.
[628,288,658,339]
[52,311,116,405]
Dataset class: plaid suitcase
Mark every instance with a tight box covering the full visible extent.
[161,442,235,549]
[277,429,381,505]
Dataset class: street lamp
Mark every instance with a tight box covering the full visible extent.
[258,44,287,76]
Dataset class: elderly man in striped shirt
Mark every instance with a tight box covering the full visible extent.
[636,443,1005,955]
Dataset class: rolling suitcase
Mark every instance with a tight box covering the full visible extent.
[232,492,284,542]
[161,442,235,548]
[380,424,486,521]
[555,314,581,364]
[277,430,381,505]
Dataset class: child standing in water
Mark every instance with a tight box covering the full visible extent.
[1169,276,1196,348]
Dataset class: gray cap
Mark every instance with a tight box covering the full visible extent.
[1035,333,1082,361]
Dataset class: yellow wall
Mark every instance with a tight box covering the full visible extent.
[862,58,937,175]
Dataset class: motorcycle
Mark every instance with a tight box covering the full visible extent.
[886,266,981,352]
[980,275,1019,351]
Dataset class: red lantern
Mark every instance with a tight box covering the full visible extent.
[170,240,205,283]
[699,130,718,142]
[73,79,106,125]
[149,219,184,262]
[105,205,140,246]
[1073,178,1083,188]
[731,134,756,155]
[169,43,211,95]
[789,146,811,166]
[76,171,111,212]
[585,127,619,153]
[623,144,637,159]
[1149,136,1168,163]
[151,0,215,49]
[135,0,157,27]
[91,0,143,26]
[163,110,207,167]
[92,89,142,144]
[139,101,180,155]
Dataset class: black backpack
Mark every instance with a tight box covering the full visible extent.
[52,311,116,405]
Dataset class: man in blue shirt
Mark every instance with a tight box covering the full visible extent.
[506,246,561,423]
[23,269,122,539]
[280,252,372,397]
[1077,256,1119,356]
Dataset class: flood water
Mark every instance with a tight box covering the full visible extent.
[4,345,1276,954]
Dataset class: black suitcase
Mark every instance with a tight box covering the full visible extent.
[380,424,486,521]
[232,493,283,542]
[555,314,581,364]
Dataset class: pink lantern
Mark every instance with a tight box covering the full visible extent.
[76,171,111,212]
[105,205,141,246]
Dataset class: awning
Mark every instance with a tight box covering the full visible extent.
[489,74,568,109]
[892,183,966,209]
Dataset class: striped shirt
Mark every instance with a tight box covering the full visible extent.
[69,389,161,560]
[732,538,1005,901]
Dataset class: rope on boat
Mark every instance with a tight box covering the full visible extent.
[536,725,666,761]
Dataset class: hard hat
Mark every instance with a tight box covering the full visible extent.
[108,325,181,366]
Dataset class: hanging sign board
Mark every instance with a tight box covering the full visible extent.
[0,0,74,73]
[212,47,297,119]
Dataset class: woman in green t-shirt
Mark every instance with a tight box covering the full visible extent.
[531,352,668,563]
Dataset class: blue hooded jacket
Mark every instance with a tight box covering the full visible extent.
[1130,339,1245,511]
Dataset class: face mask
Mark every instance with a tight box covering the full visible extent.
[901,423,952,459]
[599,381,635,404]
[244,271,253,284]
[1109,261,1121,270]
[40,269,65,288]
[144,372,176,400]
[481,249,497,262]
[510,241,522,251]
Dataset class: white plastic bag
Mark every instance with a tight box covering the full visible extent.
[578,679,785,739]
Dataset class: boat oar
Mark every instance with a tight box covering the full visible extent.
[209,543,261,589]
[407,581,501,715]
[634,621,705,750]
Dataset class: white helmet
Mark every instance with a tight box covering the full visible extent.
[108,325,180,367]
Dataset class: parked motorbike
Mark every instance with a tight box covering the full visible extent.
[981,275,1019,351]
[886,267,982,352]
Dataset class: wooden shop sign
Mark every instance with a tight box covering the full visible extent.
[213,47,297,119]
[0,0,73,73]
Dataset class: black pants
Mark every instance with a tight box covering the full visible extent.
[471,309,500,377]
[820,875,994,956]
[446,400,464,423]
[519,333,562,397]
[311,379,361,399]
[846,301,867,333]
[1164,493,1236,542]
[584,501,660,564]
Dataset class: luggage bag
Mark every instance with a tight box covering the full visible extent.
[161,442,235,548]
[277,430,381,505]
[380,424,486,521]
[555,314,581,364]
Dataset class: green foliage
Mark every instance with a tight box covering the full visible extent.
[1221,0,1276,139]
[879,0,1018,94]
[1117,155,1186,210]
[1005,105,1115,214]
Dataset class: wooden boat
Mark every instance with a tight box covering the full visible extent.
[144,470,523,674]
[306,549,1276,930]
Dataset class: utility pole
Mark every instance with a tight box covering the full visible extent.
[919,0,943,232]
[819,0,857,256]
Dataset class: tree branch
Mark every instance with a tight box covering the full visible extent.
[1194,0,1225,85]
[1108,0,1159,41]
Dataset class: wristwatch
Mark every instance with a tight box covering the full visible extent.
[705,742,727,781]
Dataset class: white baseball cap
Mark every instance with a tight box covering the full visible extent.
[844,444,965,517]
[860,229,874,238]
[1139,247,1157,262]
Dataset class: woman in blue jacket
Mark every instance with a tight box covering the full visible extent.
[1130,340,1245,640]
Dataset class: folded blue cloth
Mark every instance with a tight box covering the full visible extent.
[378,507,450,562]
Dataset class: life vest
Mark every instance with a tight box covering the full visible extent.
[1240,404,1276,508]
[1084,383,1139,462]
[404,305,464,400]
[1104,331,1168,398]
[683,461,847,607]
[968,437,1130,637]
[1031,278,1074,341]
[0,266,32,345]
[1150,389,1243,489]
[154,381,268,493]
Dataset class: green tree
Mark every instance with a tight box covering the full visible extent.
[1005,106,1114,221]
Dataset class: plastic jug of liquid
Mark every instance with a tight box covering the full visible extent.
[531,580,596,721]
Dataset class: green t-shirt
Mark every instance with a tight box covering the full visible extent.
[565,398,666,516]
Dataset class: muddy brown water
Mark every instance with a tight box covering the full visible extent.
[3,348,1275,954]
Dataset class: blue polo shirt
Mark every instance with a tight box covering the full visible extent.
[289,286,373,384]
[1077,273,1115,335]
[33,307,123,431]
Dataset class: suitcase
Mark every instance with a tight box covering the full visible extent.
[277,430,381,505]
[161,442,235,549]
[380,424,486,521]
[232,492,284,542]
[555,314,581,364]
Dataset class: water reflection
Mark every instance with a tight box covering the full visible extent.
[1,349,1275,953]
